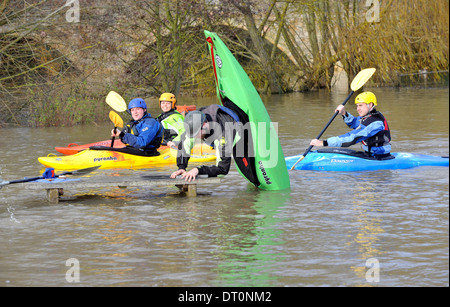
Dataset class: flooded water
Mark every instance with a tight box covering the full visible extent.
[0,87,448,287]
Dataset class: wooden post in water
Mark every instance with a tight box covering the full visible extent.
[186,184,197,197]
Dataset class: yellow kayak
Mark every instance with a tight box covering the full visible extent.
[38,144,216,170]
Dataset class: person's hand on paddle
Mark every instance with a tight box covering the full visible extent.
[166,141,176,149]
[111,128,121,137]
[336,105,347,116]
[310,139,324,147]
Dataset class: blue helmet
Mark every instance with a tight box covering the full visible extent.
[128,98,147,110]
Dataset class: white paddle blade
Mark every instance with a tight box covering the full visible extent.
[0,181,8,190]
[290,155,305,170]
[350,68,376,92]
[106,91,127,112]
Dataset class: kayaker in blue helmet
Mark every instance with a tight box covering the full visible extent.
[170,103,259,185]
[111,98,163,156]
[310,91,392,159]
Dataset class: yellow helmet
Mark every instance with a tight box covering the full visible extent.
[355,91,377,106]
[159,93,177,109]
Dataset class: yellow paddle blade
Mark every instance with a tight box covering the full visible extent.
[106,91,127,112]
[289,155,305,170]
[350,68,376,92]
[109,111,124,128]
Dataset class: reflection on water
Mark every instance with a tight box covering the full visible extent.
[0,88,448,287]
[213,189,290,287]
[346,172,391,286]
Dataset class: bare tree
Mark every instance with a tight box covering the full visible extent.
[0,0,104,126]
[223,0,283,94]
[109,0,213,96]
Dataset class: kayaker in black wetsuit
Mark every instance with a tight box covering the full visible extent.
[170,105,258,185]
[310,91,392,160]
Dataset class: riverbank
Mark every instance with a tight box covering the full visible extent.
[1,78,449,128]
[1,1,448,127]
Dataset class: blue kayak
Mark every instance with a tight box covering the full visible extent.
[286,149,449,171]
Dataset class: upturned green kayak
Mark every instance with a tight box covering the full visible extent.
[205,30,290,190]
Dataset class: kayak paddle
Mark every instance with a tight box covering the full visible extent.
[290,68,376,170]
[0,165,101,190]
[106,91,127,112]
[109,111,124,147]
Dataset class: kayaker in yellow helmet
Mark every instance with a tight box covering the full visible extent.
[156,93,185,149]
[310,91,392,159]
[111,98,163,156]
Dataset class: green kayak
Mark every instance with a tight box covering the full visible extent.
[205,30,290,191]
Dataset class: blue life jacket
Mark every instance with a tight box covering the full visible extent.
[122,113,163,150]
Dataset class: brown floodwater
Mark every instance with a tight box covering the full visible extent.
[0,87,448,287]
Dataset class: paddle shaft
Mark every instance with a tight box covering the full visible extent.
[306,90,354,155]
[2,173,67,186]
[290,90,354,170]
[109,111,123,148]
[0,166,100,188]
[111,127,117,147]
